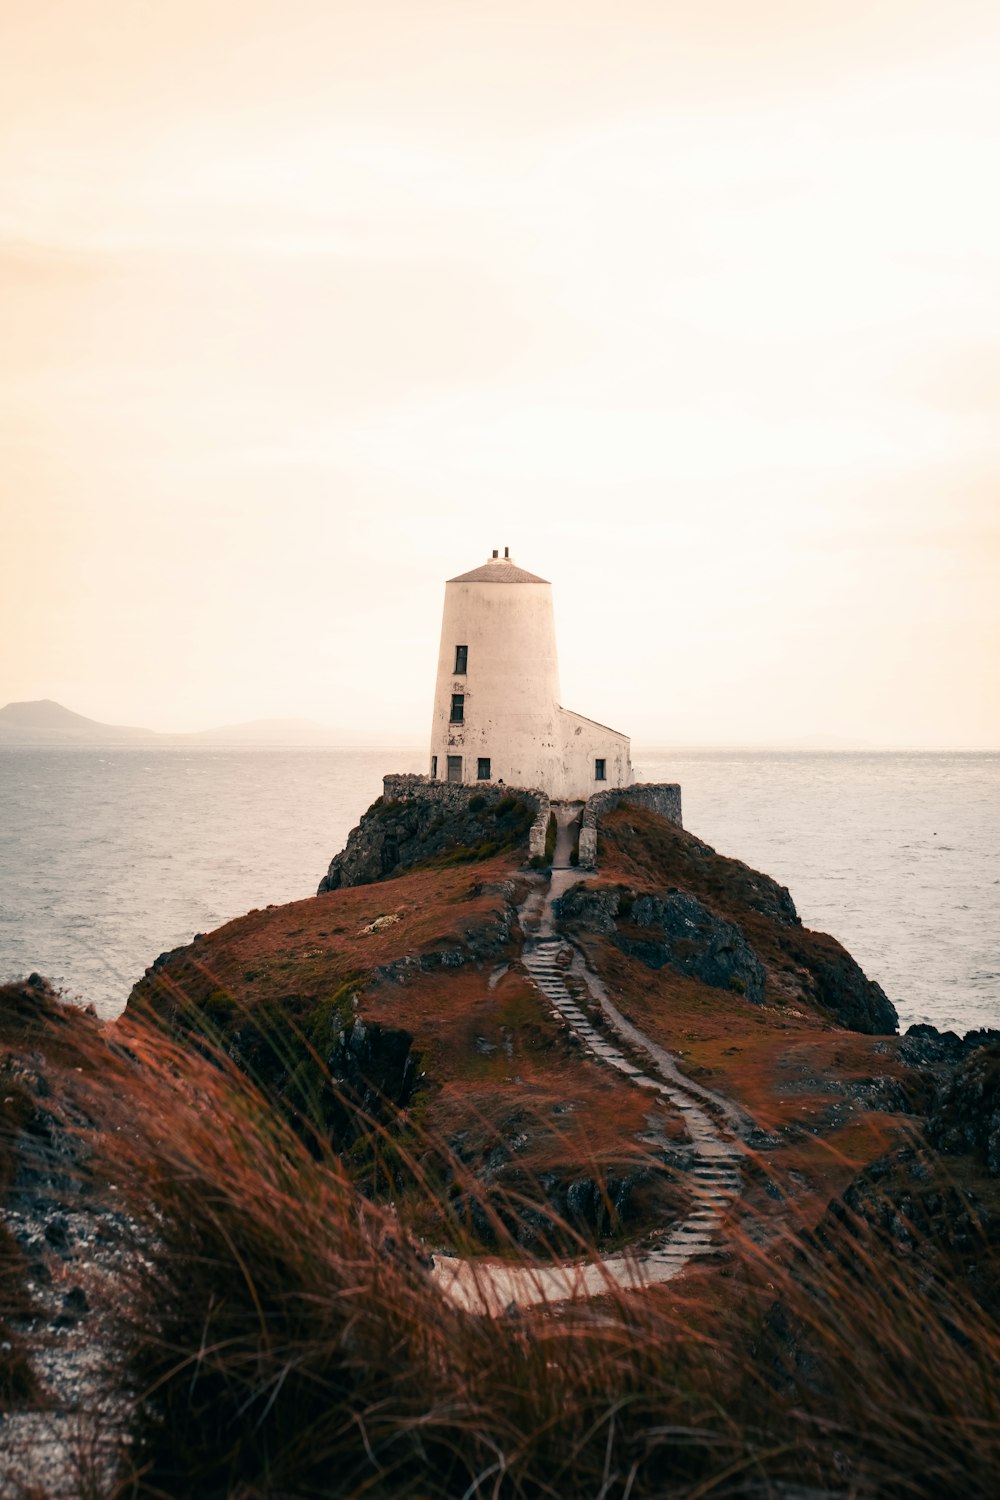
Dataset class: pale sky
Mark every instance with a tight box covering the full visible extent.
[1,0,998,746]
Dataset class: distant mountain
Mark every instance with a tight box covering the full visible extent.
[0,700,412,747]
[0,699,154,742]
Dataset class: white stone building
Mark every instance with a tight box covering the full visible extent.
[429,549,631,801]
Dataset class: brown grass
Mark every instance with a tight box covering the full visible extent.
[566,917,920,1224]
[124,860,691,1253]
[596,804,894,1027]
[1,979,999,1498]
[7,809,997,1496]
[68,1014,1000,1500]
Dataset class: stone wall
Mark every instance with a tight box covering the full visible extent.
[383,775,552,860]
[527,796,551,859]
[577,782,683,868]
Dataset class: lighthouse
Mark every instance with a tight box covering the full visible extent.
[429,548,631,801]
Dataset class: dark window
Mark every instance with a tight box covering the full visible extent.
[450,693,465,723]
[454,644,468,674]
[595,758,607,781]
[477,757,491,780]
[447,755,463,783]
[431,755,438,779]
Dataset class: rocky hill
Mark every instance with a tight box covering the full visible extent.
[130,789,695,1252]
[558,804,898,1034]
[5,790,1000,1499]
[126,786,914,1246]
[317,784,541,891]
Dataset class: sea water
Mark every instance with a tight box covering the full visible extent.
[0,747,996,1033]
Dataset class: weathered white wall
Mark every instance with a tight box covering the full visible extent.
[555,708,631,801]
[429,553,631,802]
[430,569,563,791]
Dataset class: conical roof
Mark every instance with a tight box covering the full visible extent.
[448,554,549,584]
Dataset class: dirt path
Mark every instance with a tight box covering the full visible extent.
[433,806,747,1313]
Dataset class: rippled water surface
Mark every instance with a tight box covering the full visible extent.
[0,747,997,1031]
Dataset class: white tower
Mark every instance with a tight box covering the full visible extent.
[429,548,631,800]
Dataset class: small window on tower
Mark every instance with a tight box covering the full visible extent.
[450,694,465,723]
[454,645,468,674]
[477,757,491,781]
[431,755,438,779]
[595,758,607,781]
[447,755,463,783]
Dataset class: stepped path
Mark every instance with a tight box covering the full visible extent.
[432,804,748,1314]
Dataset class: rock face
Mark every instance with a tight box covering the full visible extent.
[555,885,767,1005]
[325,1019,419,1136]
[202,994,421,1151]
[555,857,896,1035]
[319,783,540,892]
[928,1042,1000,1175]
[588,806,899,1035]
[797,939,897,1037]
[449,1163,657,1252]
[0,978,134,1445]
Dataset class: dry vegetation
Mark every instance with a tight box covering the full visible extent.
[0,964,996,1498]
[127,855,690,1252]
[4,803,999,1497]
[10,1015,996,1499]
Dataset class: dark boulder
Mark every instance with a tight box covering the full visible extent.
[328,1018,418,1120]
[448,1164,650,1252]
[625,890,766,1004]
[556,884,766,1005]
[928,1044,1000,1175]
[224,997,419,1150]
[794,940,897,1037]
[900,1022,966,1067]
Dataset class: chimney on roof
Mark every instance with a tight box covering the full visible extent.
[504,546,510,558]
[492,549,498,558]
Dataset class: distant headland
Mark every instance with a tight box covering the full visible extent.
[0,699,397,748]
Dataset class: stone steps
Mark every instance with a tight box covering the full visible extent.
[518,937,747,1284]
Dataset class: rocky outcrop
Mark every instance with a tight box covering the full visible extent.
[589,806,898,1034]
[815,1139,1000,1322]
[448,1164,656,1252]
[0,979,136,1481]
[555,884,767,1004]
[794,939,897,1037]
[927,1042,1000,1174]
[805,1027,1000,1320]
[899,1021,1000,1069]
[214,991,421,1150]
[326,1019,419,1128]
[319,781,541,892]
[554,861,897,1033]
